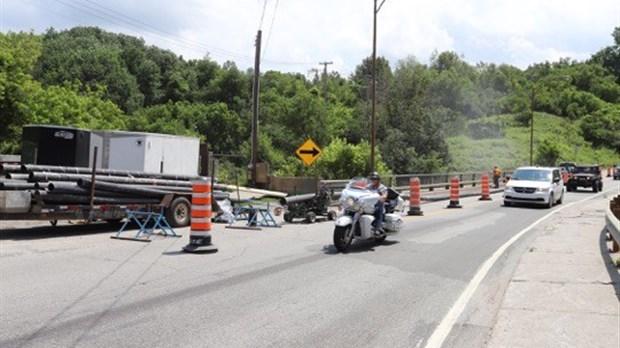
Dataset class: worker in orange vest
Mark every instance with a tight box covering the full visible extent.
[493,166,501,188]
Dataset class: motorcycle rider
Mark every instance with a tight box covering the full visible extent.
[366,172,388,235]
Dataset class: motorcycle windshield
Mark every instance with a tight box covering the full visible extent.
[346,177,370,190]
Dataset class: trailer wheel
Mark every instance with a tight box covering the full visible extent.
[305,212,317,223]
[283,212,294,223]
[327,210,337,221]
[166,197,191,227]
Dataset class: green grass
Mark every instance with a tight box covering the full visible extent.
[447,113,619,171]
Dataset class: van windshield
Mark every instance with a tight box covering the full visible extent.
[511,169,552,182]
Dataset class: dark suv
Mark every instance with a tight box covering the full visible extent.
[558,162,576,173]
[566,165,602,192]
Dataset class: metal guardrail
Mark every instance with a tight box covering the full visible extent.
[606,195,620,252]
[322,170,514,195]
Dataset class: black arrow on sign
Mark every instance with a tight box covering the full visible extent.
[299,147,320,157]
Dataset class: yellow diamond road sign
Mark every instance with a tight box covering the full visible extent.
[295,138,322,166]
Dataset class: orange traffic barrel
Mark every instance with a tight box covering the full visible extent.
[479,173,492,201]
[408,177,423,216]
[447,176,462,208]
[183,180,218,253]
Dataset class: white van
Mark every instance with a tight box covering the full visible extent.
[503,167,564,208]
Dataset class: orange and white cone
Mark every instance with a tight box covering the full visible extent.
[183,180,218,253]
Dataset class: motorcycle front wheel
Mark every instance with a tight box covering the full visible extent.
[333,225,353,253]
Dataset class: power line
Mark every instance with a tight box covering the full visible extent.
[261,0,279,62]
[50,0,254,62]
[68,0,313,66]
[52,0,213,58]
[20,0,316,68]
[258,0,268,30]
[76,0,250,60]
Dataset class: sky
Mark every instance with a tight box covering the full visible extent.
[2,0,619,76]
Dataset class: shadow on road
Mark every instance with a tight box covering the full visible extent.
[322,239,400,255]
[0,220,140,241]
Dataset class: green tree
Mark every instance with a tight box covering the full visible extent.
[591,27,620,82]
[128,101,247,155]
[310,138,390,179]
[348,56,393,144]
[580,106,620,152]
[34,27,144,113]
[535,138,561,166]
[0,32,43,153]
[380,57,450,173]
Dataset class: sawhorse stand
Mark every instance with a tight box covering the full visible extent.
[225,203,280,230]
[111,195,182,242]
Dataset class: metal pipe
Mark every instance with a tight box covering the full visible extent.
[0,164,22,174]
[47,181,191,194]
[279,193,317,206]
[78,179,170,197]
[29,172,193,187]
[5,173,29,180]
[21,164,206,181]
[0,181,37,190]
[46,182,133,198]
[40,192,161,205]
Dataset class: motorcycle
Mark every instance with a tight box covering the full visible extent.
[333,177,405,252]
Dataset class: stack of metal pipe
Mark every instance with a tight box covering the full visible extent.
[1,164,228,205]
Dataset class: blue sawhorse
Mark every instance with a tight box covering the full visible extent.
[111,195,182,242]
[225,203,281,230]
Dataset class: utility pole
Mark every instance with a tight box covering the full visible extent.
[251,30,262,186]
[308,68,319,83]
[371,0,386,172]
[319,61,333,102]
[529,87,535,166]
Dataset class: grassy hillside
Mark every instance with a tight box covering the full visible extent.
[447,113,619,171]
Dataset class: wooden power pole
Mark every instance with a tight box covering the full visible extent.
[251,30,262,186]
[319,61,333,102]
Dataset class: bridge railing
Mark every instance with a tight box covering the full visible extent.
[321,170,514,196]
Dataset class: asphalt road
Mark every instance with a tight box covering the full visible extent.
[1,178,617,348]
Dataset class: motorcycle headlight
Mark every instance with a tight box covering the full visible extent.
[345,197,356,207]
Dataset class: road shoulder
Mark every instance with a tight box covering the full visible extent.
[486,192,620,348]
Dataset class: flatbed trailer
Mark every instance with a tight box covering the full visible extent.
[0,190,193,227]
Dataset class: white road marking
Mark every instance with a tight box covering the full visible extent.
[424,188,616,348]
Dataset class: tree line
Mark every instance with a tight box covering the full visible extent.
[1,26,618,179]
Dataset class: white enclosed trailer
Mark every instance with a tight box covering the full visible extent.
[22,125,201,176]
[95,131,200,176]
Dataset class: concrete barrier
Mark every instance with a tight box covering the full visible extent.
[605,195,620,253]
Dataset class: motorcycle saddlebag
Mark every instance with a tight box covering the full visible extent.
[383,213,402,233]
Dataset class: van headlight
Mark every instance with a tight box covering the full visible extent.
[536,187,550,192]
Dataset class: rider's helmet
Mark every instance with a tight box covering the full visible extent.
[368,171,381,180]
